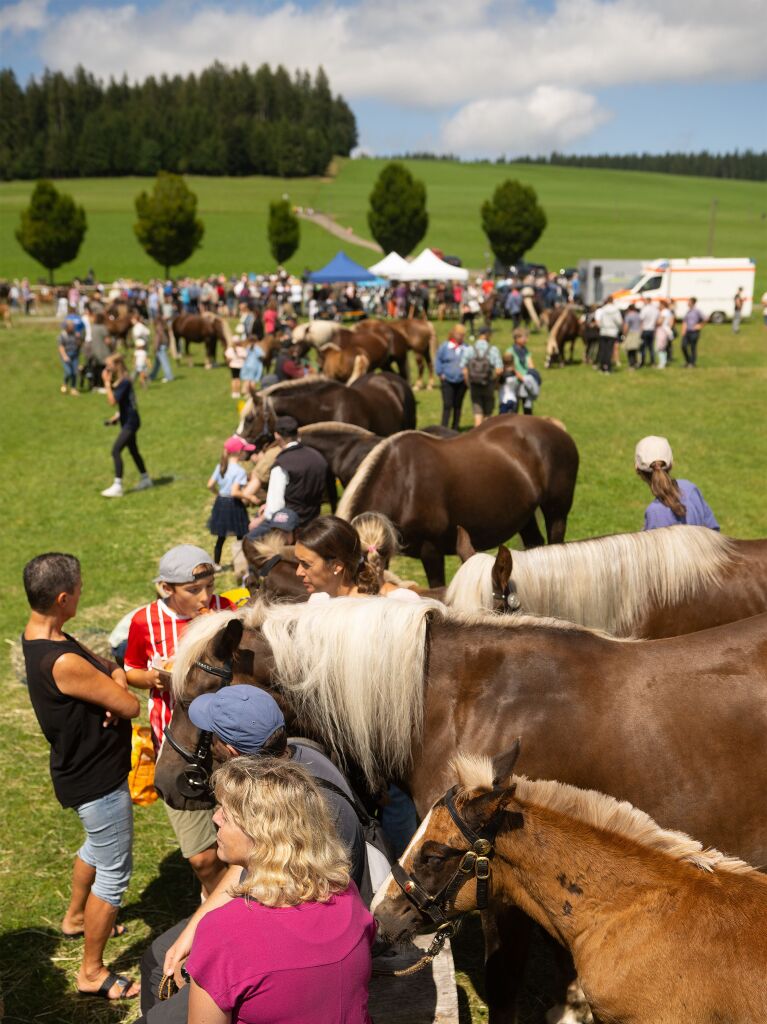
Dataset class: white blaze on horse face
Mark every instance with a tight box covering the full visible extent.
[370,805,435,914]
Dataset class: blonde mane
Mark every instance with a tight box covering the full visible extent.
[446,528,736,636]
[171,601,626,786]
[451,754,755,876]
[249,533,296,562]
[299,421,375,437]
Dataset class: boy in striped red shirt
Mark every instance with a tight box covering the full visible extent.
[125,545,234,896]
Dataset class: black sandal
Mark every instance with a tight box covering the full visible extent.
[78,972,138,1000]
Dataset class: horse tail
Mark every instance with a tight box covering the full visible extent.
[219,315,233,344]
[427,322,438,367]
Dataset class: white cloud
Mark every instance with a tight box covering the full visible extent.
[22,0,767,155]
[443,87,612,158]
[0,0,48,37]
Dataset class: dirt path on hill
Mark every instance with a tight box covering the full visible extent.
[296,209,382,253]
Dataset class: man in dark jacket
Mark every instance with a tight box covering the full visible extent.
[246,416,328,539]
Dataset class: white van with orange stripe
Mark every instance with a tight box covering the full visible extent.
[611,258,755,322]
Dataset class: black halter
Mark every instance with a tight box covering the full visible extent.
[391,786,521,926]
[165,658,233,799]
[257,554,282,579]
[492,580,522,614]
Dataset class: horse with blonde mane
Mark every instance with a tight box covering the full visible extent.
[446,526,767,637]
[373,745,767,1024]
[157,598,767,1021]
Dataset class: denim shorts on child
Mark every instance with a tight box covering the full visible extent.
[75,781,133,906]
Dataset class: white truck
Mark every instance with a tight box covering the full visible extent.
[610,258,755,322]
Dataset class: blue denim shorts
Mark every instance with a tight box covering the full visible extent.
[75,781,133,907]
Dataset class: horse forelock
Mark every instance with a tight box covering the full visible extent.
[336,430,411,520]
[171,607,246,700]
[447,755,756,876]
[449,528,736,636]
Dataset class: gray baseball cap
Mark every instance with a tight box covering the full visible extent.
[189,686,285,753]
[154,545,217,584]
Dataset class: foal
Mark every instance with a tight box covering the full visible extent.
[373,746,767,1024]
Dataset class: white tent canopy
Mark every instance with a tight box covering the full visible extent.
[398,248,469,282]
[367,252,411,278]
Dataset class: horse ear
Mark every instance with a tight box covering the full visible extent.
[213,618,244,662]
[491,545,513,593]
[492,739,521,788]
[455,526,477,563]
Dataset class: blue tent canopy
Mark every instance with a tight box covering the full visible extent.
[307,251,378,284]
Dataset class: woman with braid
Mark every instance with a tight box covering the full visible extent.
[635,436,719,531]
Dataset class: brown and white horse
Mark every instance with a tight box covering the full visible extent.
[373,748,767,1024]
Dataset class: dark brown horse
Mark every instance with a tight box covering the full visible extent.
[543,303,583,366]
[171,312,233,368]
[447,528,767,637]
[336,415,579,586]
[374,749,767,1024]
[157,600,767,1022]
[237,373,416,441]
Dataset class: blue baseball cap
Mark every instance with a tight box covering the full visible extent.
[188,685,285,754]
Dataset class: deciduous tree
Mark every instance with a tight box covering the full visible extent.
[134,172,204,277]
[480,179,547,268]
[267,199,300,265]
[367,162,428,257]
[15,180,87,283]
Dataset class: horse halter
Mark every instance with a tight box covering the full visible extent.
[163,658,233,800]
[391,786,521,927]
[493,580,522,614]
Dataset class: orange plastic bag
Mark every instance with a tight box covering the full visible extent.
[129,725,158,806]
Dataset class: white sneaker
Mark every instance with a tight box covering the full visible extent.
[101,482,124,498]
[134,475,153,491]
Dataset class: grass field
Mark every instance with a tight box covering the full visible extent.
[1,315,766,1023]
[1,159,765,291]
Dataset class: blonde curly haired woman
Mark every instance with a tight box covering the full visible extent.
[185,757,375,1024]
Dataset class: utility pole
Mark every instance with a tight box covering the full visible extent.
[707,198,718,256]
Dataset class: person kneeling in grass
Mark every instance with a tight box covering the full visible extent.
[22,552,141,1001]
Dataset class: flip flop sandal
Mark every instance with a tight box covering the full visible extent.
[78,971,138,1000]
[62,922,127,941]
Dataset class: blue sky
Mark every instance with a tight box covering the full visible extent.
[1,0,765,158]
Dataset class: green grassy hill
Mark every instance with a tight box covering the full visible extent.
[1,159,765,289]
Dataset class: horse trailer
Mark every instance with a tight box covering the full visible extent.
[609,258,756,322]
[577,259,645,306]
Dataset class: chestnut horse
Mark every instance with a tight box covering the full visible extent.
[171,312,233,368]
[543,304,582,366]
[373,749,767,1024]
[158,600,767,1022]
[337,415,579,586]
[317,325,407,383]
[237,373,416,440]
[387,318,438,390]
[446,527,767,637]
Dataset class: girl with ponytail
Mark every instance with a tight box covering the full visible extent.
[635,436,719,531]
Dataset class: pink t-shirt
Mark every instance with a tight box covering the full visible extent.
[186,885,375,1024]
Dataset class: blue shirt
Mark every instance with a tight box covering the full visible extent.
[435,340,468,383]
[460,338,503,371]
[211,461,248,497]
[643,479,719,531]
[240,344,264,383]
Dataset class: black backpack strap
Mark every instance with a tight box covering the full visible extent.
[314,777,373,828]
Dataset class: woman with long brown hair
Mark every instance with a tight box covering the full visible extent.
[635,436,719,530]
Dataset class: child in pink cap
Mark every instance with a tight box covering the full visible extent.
[207,435,256,564]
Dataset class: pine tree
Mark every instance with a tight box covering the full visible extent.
[267,199,300,265]
[480,180,547,268]
[367,162,428,256]
[134,172,204,277]
[15,180,87,283]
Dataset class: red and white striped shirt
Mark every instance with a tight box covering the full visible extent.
[124,596,233,747]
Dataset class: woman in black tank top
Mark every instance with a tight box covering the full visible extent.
[22,553,141,1002]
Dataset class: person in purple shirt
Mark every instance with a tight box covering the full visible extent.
[681,298,706,368]
[635,435,719,531]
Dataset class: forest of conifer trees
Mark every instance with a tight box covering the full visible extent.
[0,62,357,180]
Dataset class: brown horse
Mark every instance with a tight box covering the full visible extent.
[171,312,233,368]
[386,318,439,390]
[446,527,767,637]
[237,373,416,441]
[543,304,582,366]
[317,326,406,383]
[373,749,767,1024]
[158,601,767,1021]
[337,415,579,586]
